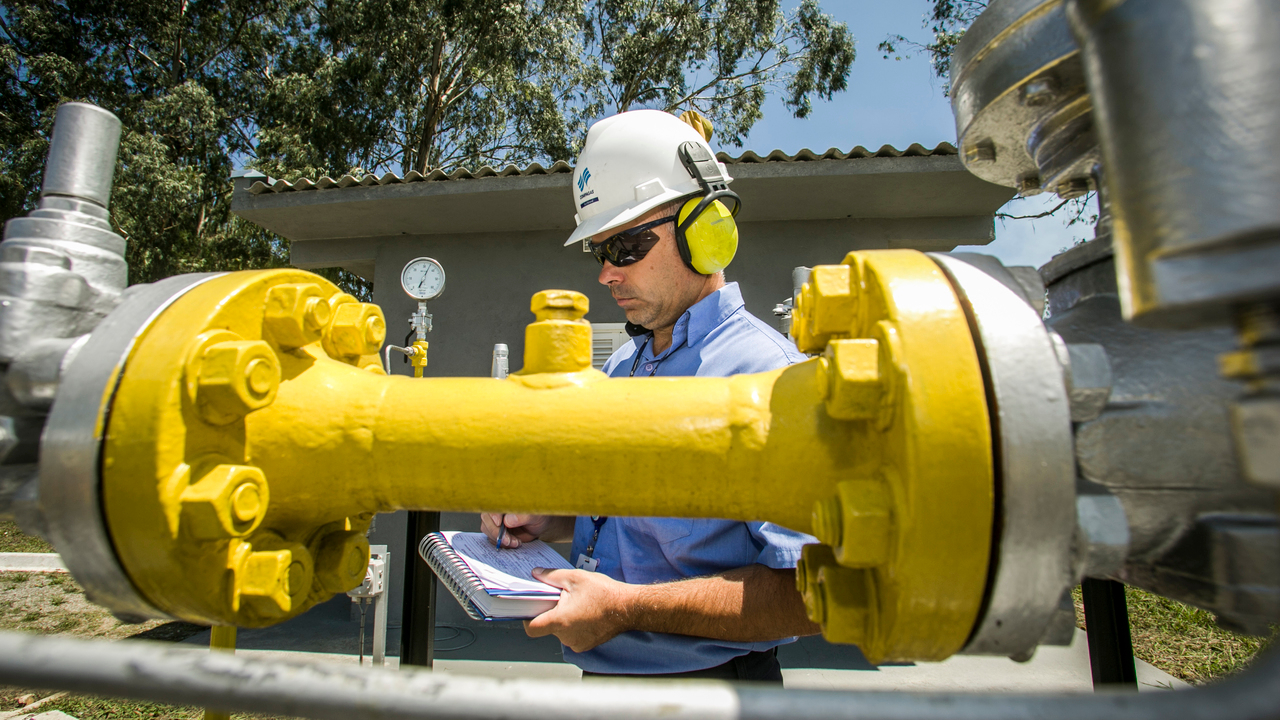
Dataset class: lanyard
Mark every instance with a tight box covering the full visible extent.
[584,515,608,557]
[629,336,661,377]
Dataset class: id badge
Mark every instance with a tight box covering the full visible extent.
[575,554,599,572]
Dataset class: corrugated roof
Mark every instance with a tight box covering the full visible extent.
[246,142,958,195]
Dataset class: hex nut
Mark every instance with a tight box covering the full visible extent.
[1231,396,1280,487]
[1021,76,1058,107]
[1065,343,1112,422]
[531,290,589,321]
[326,303,387,357]
[832,479,891,568]
[1055,177,1091,200]
[964,139,997,164]
[1017,172,1044,196]
[811,497,843,548]
[315,530,371,594]
[1074,493,1129,579]
[794,264,859,353]
[234,540,314,618]
[196,340,281,425]
[824,339,882,421]
[264,283,332,349]
[180,465,269,539]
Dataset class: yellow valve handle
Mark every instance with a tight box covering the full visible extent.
[100,250,992,663]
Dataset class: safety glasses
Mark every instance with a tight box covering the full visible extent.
[588,215,677,267]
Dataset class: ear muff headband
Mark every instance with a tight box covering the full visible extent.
[675,191,740,274]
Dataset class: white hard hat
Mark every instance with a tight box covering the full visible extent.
[564,110,734,247]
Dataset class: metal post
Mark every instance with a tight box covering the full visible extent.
[373,550,389,667]
[399,510,440,667]
[1081,578,1138,689]
[203,626,236,720]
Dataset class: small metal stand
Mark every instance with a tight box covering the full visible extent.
[1081,578,1138,690]
[348,545,389,666]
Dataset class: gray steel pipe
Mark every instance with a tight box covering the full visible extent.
[0,631,1278,720]
[40,102,122,209]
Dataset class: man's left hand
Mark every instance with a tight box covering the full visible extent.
[523,568,634,652]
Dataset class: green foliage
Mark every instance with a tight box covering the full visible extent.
[878,0,986,95]
[585,0,854,146]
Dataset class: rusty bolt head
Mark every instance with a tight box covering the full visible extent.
[180,464,268,539]
[1021,77,1058,107]
[326,303,387,357]
[196,340,280,424]
[1017,173,1044,197]
[963,139,997,164]
[531,290,589,321]
[1055,176,1091,200]
[234,541,313,618]
[315,530,371,594]
[264,283,332,349]
[823,339,882,421]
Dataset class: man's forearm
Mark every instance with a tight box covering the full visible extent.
[540,515,577,543]
[623,564,821,642]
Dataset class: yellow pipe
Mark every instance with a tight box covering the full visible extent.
[99,250,993,663]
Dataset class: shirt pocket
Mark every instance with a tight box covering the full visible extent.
[631,517,694,546]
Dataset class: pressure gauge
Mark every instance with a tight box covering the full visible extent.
[400,257,446,300]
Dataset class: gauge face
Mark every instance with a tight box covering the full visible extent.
[401,257,446,300]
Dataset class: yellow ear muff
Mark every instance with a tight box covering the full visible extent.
[676,198,738,274]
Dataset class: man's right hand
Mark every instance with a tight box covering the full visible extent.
[481,514,566,548]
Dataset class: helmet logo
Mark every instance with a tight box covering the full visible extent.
[577,168,592,192]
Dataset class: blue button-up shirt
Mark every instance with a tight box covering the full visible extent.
[563,282,815,674]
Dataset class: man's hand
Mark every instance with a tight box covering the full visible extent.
[523,568,635,652]
[480,514,573,548]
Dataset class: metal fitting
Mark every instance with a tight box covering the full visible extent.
[1231,397,1280,487]
[180,464,269,540]
[325,303,386,357]
[264,283,331,350]
[822,339,882,421]
[191,336,281,425]
[964,139,997,164]
[816,564,879,653]
[1016,172,1044,197]
[231,538,314,619]
[1074,492,1129,580]
[1054,176,1090,199]
[523,290,592,374]
[531,290,589,321]
[1021,76,1058,107]
[793,263,859,353]
[314,530,371,594]
[1064,343,1112,422]
[813,479,892,569]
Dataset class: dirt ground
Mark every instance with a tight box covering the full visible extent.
[0,571,288,719]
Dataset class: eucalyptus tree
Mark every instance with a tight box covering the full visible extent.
[583,0,855,146]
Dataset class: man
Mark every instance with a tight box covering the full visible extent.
[481,110,819,681]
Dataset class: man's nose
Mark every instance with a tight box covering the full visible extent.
[598,260,624,286]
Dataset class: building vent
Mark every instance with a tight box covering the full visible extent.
[591,323,631,370]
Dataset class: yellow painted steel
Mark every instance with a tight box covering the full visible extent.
[203,626,236,720]
[410,340,429,378]
[100,250,992,663]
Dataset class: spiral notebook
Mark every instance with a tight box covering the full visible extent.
[418,531,573,621]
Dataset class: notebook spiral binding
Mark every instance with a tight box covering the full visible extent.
[418,532,488,621]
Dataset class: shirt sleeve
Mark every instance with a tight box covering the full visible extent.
[748,522,817,569]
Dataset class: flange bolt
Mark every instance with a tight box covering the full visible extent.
[326,303,386,357]
[180,464,269,539]
[314,530,371,594]
[264,283,332,349]
[195,340,281,425]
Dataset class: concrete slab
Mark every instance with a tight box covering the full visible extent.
[781,630,1188,693]
[0,553,67,573]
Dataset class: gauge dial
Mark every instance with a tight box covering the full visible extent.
[400,257,446,300]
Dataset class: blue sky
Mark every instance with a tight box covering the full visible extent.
[737,0,1097,269]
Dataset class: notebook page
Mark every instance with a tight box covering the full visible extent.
[444,531,572,595]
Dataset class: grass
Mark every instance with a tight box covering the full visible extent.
[0,520,55,553]
[1073,584,1277,685]
[0,687,300,719]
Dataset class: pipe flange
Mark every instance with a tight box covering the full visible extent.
[929,254,1077,658]
[40,273,222,621]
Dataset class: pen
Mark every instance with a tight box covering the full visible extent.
[496,514,506,550]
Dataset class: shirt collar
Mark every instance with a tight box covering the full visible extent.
[646,282,744,360]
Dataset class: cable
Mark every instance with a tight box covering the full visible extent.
[431,624,476,652]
